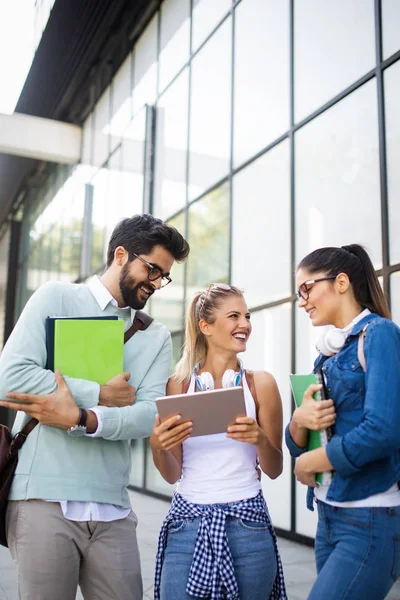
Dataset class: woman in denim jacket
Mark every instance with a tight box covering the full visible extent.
[286,244,400,600]
[151,284,287,599]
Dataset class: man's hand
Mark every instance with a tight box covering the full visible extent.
[99,372,136,407]
[292,384,336,431]
[0,370,80,429]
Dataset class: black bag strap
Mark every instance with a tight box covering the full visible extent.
[9,418,39,459]
[124,310,154,344]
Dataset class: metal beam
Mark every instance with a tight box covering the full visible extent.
[0,113,82,164]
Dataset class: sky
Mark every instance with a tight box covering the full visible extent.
[0,0,35,114]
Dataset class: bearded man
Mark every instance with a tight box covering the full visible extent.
[0,214,189,600]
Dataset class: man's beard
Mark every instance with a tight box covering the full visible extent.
[119,263,153,309]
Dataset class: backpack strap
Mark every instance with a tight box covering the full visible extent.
[244,370,259,422]
[357,325,368,373]
[124,310,154,344]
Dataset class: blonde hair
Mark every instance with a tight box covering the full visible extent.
[174,285,244,383]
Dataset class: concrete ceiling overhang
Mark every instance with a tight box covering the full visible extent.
[0,0,154,227]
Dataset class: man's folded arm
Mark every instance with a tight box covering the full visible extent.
[89,334,173,441]
[0,282,100,409]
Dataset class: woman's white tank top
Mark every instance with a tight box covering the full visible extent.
[176,372,262,504]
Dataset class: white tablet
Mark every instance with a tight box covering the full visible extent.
[155,386,246,437]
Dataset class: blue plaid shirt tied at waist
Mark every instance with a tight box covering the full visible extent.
[154,491,287,600]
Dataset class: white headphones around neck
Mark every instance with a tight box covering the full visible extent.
[316,309,371,357]
[194,359,244,391]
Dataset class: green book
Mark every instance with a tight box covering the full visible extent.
[53,318,124,385]
[289,373,333,486]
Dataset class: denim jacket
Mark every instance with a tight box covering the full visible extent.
[286,313,400,511]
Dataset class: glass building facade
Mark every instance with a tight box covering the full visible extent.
[2,0,400,541]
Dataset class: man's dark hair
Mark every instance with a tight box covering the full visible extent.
[106,214,190,267]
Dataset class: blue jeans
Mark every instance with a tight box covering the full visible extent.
[160,513,277,600]
[308,501,400,599]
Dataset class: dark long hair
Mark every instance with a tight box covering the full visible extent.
[106,214,190,267]
[298,244,391,319]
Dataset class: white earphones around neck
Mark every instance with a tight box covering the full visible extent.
[316,309,371,357]
[194,359,244,391]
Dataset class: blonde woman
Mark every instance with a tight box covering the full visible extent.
[151,284,287,600]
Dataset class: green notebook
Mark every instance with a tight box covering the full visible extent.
[53,318,124,385]
[289,373,333,486]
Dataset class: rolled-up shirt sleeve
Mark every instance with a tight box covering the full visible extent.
[285,423,309,457]
[85,407,104,437]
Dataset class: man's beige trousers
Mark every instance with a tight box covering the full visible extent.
[6,500,143,600]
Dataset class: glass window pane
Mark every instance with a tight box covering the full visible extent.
[90,168,109,273]
[149,212,186,333]
[242,303,292,531]
[23,166,86,298]
[294,0,375,122]
[145,442,175,496]
[295,81,381,269]
[106,146,142,245]
[159,0,190,93]
[129,439,145,487]
[108,146,121,172]
[385,60,400,264]
[382,0,400,60]
[110,54,133,152]
[31,174,62,285]
[187,184,230,296]
[232,140,291,307]
[27,190,49,297]
[233,0,289,167]
[132,14,158,113]
[295,469,318,537]
[171,332,184,371]
[119,109,146,220]
[154,69,189,220]
[391,272,400,326]
[188,19,231,201]
[192,0,232,52]
[59,169,86,282]
[93,86,111,167]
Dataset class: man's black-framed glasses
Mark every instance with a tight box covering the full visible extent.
[132,253,172,288]
[296,276,337,301]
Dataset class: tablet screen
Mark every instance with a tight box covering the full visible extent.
[155,386,246,437]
